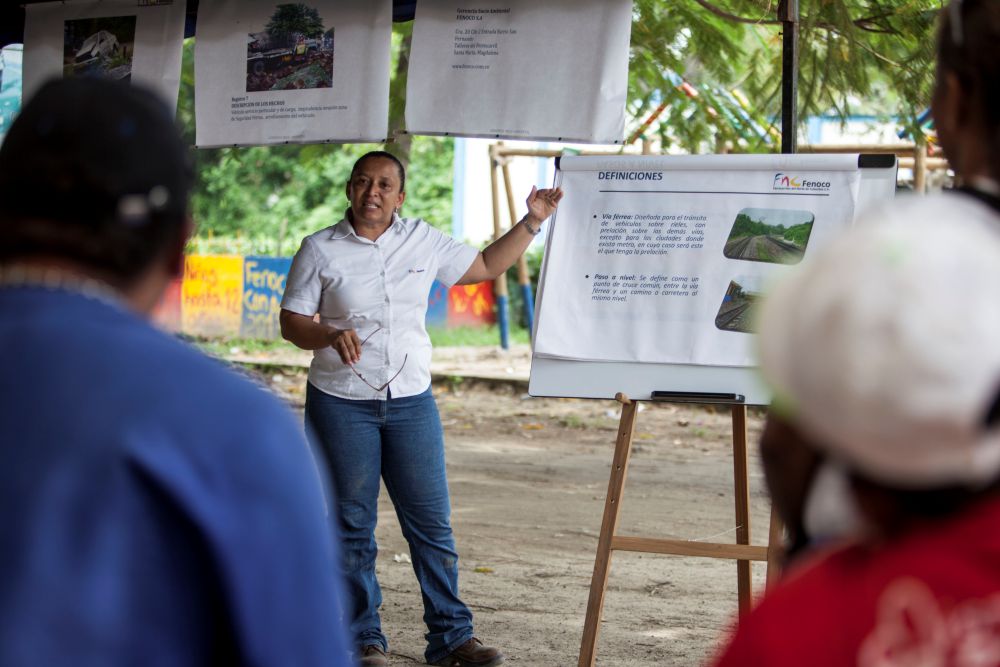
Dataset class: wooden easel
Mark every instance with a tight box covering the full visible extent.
[577,392,784,667]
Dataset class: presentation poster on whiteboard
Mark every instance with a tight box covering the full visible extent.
[194,0,391,147]
[22,0,185,111]
[405,0,633,143]
[533,155,863,368]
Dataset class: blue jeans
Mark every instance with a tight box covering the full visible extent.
[305,383,474,663]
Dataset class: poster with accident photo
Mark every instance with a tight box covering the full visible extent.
[22,0,185,112]
[194,0,391,147]
[405,0,633,143]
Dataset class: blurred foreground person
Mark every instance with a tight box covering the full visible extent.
[712,195,1000,666]
[772,0,1000,562]
[0,78,351,666]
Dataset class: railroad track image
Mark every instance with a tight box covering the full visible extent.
[723,207,815,265]
[715,280,760,333]
[724,234,804,263]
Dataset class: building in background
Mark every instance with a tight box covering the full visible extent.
[451,137,572,245]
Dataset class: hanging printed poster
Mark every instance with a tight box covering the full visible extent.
[194,0,391,147]
[405,0,633,144]
[22,0,185,112]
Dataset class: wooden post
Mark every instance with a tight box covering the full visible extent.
[578,393,638,667]
[731,405,752,616]
[577,396,775,665]
[765,510,785,591]
[489,144,510,349]
[500,156,535,333]
[501,158,530,283]
[914,139,928,194]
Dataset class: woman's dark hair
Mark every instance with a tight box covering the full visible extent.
[0,77,193,286]
[937,0,1000,178]
[349,151,406,192]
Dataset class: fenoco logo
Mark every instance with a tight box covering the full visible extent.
[772,173,831,192]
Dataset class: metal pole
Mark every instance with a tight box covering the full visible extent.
[779,0,799,154]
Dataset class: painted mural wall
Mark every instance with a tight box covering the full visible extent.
[154,255,495,337]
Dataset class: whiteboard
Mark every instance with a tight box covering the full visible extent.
[528,153,897,404]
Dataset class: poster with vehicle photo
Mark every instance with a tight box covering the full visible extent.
[195,0,391,147]
[22,0,185,112]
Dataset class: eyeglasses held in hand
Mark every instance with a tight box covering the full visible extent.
[351,326,408,393]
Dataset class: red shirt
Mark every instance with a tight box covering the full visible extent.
[711,496,1000,667]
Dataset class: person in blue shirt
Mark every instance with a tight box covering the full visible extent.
[0,77,352,666]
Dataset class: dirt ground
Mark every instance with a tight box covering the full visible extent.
[241,349,772,666]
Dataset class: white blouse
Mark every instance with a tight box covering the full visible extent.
[281,215,478,399]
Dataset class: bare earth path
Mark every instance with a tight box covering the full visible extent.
[242,348,772,666]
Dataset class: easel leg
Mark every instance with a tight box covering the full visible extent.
[578,395,639,667]
[731,404,752,617]
[765,507,785,591]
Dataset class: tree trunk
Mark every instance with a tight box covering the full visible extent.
[387,27,413,170]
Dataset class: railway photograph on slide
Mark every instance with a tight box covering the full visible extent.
[714,276,763,334]
[722,207,814,265]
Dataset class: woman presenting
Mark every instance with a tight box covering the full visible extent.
[280,151,561,667]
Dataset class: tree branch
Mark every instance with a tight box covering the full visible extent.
[691,0,781,25]
[692,0,903,35]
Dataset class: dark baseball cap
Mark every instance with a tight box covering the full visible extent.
[0,77,193,277]
[0,76,192,225]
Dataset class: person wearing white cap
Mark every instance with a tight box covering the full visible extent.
[710,195,1000,667]
[771,0,1000,563]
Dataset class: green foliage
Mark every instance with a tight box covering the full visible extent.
[180,2,942,256]
[729,212,775,238]
[179,29,453,257]
[782,222,813,246]
[191,325,526,352]
[193,336,290,357]
[629,0,941,150]
[729,213,812,248]
[427,324,531,347]
[404,135,454,230]
[265,3,325,45]
[630,0,760,152]
[754,240,774,262]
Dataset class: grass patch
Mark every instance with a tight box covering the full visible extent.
[185,324,529,360]
[559,414,585,428]
[428,324,531,347]
[558,414,618,430]
[754,238,774,262]
[189,336,292,358]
